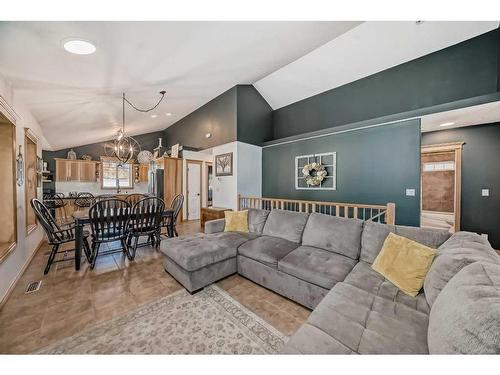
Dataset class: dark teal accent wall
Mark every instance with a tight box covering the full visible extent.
[162,85,273,150]
[236,85,273,145]
[163,86,238,150]
[422,123,500,248]
[262,119,422,226]
[273,29,499,140]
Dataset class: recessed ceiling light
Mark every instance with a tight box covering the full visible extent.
[151,114,158,118]
[165,112,172,116]
[439,122,455,127]
[62,38,96,55]
[205,133,212,139]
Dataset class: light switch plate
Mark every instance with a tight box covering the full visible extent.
[405,188,416,197]
[482,189,489,197]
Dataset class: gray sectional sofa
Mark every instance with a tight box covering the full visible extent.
[159,208,500,354]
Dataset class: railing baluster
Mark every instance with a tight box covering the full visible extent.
[238,196,395,224]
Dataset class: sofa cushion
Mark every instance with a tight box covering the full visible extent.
[237,236,299,269]
[428,262,500,354]
[371,233,436,297]
[247,208,270,234]
[343,261,431,314]
[306,282,429,354]
[423,231,500,307]
[360,221,450,264]
[281,323,354,354]
[302,213,363,260]
[262,209,309,243]
[160,232,259,272]
[278,246,357,289]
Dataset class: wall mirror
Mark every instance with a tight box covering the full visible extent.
[25,128,38,235]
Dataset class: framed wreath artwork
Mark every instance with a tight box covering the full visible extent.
[215,152,233,176]
[295,152,336,190]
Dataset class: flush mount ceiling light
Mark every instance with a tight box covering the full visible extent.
[439,122,455,127]
[62,38,96,55]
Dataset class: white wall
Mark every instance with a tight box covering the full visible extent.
[0,73,46,304]
[237,142,262,199]
[211,141,262,211]
[212,142,238,210]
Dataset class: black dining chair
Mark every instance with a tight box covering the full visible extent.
[43,193,70,225]
[124,193,147,206]
[96,194,117,201]
[127,197,165,259]
[75,192,96,211]
[165,194,184,237]
[88,198,132,269]
[31,198,92,274]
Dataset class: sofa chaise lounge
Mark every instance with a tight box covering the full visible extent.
[159,208,500,354]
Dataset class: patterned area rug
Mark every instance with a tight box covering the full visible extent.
[37,285,287,354]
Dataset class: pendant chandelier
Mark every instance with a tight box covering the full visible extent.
[111,90,166,164]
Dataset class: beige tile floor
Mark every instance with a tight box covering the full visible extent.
[0,220,310,354]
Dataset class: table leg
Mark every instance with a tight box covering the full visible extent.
[169,214,174,238]
[75,219,82,271]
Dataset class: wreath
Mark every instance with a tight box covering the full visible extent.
[302,162,327,186]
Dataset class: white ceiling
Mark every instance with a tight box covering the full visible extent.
[0,21,360,150]
[255,21,500,109]
[1,21,499,151]
[421,101,500,133]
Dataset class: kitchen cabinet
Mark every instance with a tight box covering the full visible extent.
[156,157,183,221]
[79,161,99,182]
[55,158,99,182]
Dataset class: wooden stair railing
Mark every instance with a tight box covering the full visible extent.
[238,196,396,225]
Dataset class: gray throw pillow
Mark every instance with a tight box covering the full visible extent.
[428,261,500,354]
[423,231,499,307]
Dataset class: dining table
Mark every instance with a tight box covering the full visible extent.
[72,208,175,270]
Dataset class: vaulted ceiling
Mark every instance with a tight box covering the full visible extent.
[0,21,359,150]
[0,21,498,150]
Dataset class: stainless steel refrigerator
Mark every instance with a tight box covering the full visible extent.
[148,165,164,200]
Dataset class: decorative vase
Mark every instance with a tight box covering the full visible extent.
[67,149,77,160]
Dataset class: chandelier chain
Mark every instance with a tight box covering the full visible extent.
[123,90,166,113]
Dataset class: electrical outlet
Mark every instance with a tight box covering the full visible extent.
[481,189,489,197]
[405,188,416,197]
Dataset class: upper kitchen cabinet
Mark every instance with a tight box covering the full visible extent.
[55,158,99,182]
[79,160,99,182]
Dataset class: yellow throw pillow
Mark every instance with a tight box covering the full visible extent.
[224,210,249,233]
[372,232,436,297]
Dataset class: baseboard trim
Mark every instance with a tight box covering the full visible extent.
[0,239,44,311]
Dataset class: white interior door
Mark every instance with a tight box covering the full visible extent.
[187,163,201,220]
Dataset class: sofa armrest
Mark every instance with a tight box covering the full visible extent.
[205,218,225,234]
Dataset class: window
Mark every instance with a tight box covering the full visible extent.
[423,161,455,172]
[101,157,134,189]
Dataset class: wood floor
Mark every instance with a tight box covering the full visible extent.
[0,220,310,354]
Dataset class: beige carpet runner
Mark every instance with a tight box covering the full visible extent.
[38,285,286,354]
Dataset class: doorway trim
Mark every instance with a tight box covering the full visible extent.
[186,159,203,221]
[205,161,213,207]
[421,141,464,231]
